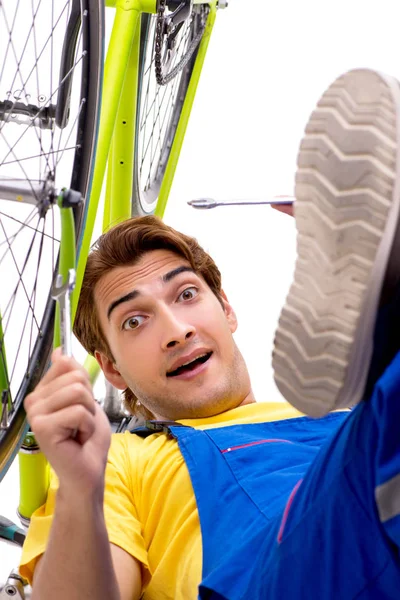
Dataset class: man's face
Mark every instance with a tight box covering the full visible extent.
[94,249,254,420]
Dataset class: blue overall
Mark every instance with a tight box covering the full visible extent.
[131,353,400,599]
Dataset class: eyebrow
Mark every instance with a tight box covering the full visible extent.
[107,265,196,320]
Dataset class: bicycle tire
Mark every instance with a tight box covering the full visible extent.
[0,0,104,482]
[132,5,209,216]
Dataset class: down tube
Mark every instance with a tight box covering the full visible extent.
[154,2,217,219]
[103,17,141,230]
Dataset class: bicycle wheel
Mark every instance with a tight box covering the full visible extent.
[0,0,103,481]
[132,3,210,216]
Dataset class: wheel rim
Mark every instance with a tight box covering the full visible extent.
[0,0,89,450]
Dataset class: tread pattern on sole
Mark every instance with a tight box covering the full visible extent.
[272,70,398,416]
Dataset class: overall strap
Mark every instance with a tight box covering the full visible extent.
[130,419,189,438]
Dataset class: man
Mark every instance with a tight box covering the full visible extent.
[19,68,400,599]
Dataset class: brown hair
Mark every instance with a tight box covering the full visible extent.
[73,215,223,418]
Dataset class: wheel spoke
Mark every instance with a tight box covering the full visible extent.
[0,217,42,333]
[54,97,85,171]
[28,214,47,362]
[0,1,69,128]
[0,146,78,167]
[141,66,179,186]
[2,213,41,328]
[0,207,39,256]
[145,68,181,181]
[0,51,85,171]
[0,0,100,480]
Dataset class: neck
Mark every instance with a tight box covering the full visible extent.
[238,389,256,407]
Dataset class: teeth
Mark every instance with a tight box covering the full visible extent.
[179,353,208,369]
[167,353,211,376]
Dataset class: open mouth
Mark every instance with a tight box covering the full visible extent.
[167,352,213,378]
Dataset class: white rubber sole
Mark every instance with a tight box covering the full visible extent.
[272,69,400,417]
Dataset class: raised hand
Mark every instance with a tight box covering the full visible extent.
[24,348,111,497]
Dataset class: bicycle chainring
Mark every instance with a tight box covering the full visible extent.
[155,0,209,86]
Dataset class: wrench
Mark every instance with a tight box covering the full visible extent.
[51,268,77,439]
[51,269,76,357]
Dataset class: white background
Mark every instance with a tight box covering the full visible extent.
[2,0,400,586]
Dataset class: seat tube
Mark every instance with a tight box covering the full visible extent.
[74,4,141,318]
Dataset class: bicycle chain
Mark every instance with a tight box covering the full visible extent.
[155,0,209,86]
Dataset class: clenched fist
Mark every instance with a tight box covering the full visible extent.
[24,348,111,497]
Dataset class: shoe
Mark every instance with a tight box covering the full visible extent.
[272,68,400,417]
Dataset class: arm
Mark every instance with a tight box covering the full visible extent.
[33,539,142,600]
[25,349,142,600]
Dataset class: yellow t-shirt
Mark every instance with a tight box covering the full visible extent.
[19,402,302,598]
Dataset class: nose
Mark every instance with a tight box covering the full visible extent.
[160,307,196,349]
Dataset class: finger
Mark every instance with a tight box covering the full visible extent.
[24,369,94,420]
[35,352,73,389]
[270,203,294,217]
[52,347,63,360]
[30,404,97,449]
[36,352,90,391]
[89,404,113,451]
[38,367,92,400]
[26,381,96,421]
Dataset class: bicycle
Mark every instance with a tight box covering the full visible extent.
[0,0,224,490]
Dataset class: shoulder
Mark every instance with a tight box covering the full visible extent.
[108,429,180,468]
[107,431,145,469]
[110,430,145,451]
[105,429,185,503]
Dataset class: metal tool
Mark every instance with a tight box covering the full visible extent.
[51,269,76,357]
[187,196,295,209]
[51,268,77,439]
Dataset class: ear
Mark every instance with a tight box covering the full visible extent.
[219,290,238,333]
[95,350,128,390]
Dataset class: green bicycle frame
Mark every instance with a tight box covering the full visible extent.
[15,0,219,521]
[73,0,157,327]
[53,195,77,349]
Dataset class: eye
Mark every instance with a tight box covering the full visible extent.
[122,315,146,331]
[178,287,198,302]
